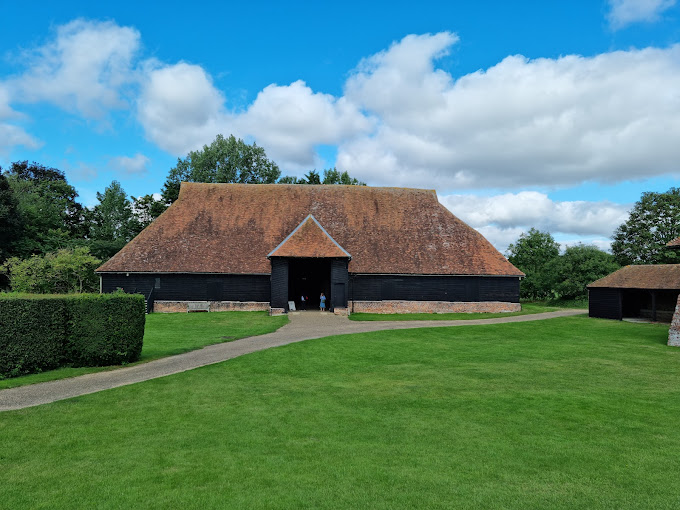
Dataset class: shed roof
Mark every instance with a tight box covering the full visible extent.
[667,237,680,249]
[97,183,523,276]
[588,264,680,290]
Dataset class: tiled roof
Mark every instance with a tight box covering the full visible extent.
[268,215,351,258]
[588,264,680,289]
[667,237,680,248]
[97,183,524,276]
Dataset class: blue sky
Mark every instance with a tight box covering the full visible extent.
[1,0,680,252]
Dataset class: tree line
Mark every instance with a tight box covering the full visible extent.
[0,134,364,293]
[506,187,680,301]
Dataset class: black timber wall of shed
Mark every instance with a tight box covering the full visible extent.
[101,273,270,303]
[588,288,622,320]
[349,275,520,303]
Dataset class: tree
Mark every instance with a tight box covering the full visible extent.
[3,161,86,257]
[278,168,366,185]
[0,173,22,262]
[1,247,101,294]
[320,167,365,185]
[546,244,620,300]
[611,188,680,266]
[131,194,167,230]
[506,228,560,300]
[87,181,141,260]
[161,134,281,203]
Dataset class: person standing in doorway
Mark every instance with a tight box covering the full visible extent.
[320,292,326,311]
[300,295,306,310]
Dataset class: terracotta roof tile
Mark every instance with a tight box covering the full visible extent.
[667,237,680,248]
[97,183,523,276]
[268,215,351,258]
[588,264,680,289]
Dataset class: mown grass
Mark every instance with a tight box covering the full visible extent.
[349,301,564,321]
[1,316,678,509]
[0,311,288,390]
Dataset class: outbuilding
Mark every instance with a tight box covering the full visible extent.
[96,183,524,314]
[588,265,680,322]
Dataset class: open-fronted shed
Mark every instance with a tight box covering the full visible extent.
[588,265,680,321]
[97,183,523,314]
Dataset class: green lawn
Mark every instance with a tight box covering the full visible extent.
[2,316,679,509]
[0,311,288,390]
[349,301,563,321]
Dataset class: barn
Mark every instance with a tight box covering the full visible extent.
[96,183,524,314]
[588,265,680,322]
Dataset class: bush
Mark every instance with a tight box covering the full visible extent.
[0,293,145,378]
[65,293,145,366]
[0,295,66,377]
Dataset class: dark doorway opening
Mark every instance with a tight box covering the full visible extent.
[622,289,679,322]
[288,258,331,310]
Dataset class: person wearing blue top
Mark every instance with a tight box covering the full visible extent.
[319,292,326,311]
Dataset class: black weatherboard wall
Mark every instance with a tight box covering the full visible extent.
[588,288,622,320]
[350,275,520,303]
[101,273,270,303]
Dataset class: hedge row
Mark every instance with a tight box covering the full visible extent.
[0,293,145,378]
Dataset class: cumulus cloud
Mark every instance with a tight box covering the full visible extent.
[337,35,680,190]
[8,19,140,119]
[608,0,676,29]
[237,80,373,168]
[439,192,630,252]
[109,153,150,175]
[137,62,233,154]
[0,86,41,155]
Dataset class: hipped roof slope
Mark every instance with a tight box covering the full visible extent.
[98,183,523,276]
[588,264,680,290]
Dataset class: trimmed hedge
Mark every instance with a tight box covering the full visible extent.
[0,293,145,378]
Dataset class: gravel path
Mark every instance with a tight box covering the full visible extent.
[0,309,585,411]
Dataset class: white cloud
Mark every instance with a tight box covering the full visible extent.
[8,19,140,119]
[337,35,680,190]
[0,86,41,155]
[439,191,629,252]
[608,0,676,29]
[237,80,373,168]
[109,153,150,175]
[137,62,235,155]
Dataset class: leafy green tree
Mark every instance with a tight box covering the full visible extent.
[611,188,680,265]
[546,244,620,300]
[87,181,141,260]
[0,173,22,262]
[3,161,85,257]
[278,168,366,185]
[1,247,101,294]
[131,194,167,230]
[321,168,365,185]
[506,228,561,300]
[161,134,281,203]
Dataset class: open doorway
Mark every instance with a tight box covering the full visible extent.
[288,258,331,310]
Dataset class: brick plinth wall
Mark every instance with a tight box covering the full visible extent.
[349,300,520,314]
[668,296,680,346]
[154,301,269,313]
[269,307,286,316]
[333,307,349,316]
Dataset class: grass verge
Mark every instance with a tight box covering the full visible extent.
[0,311,288,390]
[349,301,564,321]
[1,317,678,508]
